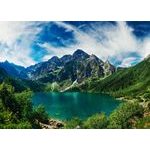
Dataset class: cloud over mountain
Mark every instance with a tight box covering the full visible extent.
[0,21,150,67]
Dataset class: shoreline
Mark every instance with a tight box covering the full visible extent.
[39,119,65,129]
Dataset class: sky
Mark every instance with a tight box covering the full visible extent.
[0,21,150,67]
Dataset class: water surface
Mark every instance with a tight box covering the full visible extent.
[32,92,121,120]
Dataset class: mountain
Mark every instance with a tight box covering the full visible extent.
[103,60,116,76]
[0,49,116,92]
[0,61,25,78]
[21,56,63,80]
[0,71,44,93]
[72,49,89,60]
[0,67,9,82]
[72,55,150,98]
[21,49,116,84]
[0,63,44,92]
[1,49,149,99]
[60,54,73,64]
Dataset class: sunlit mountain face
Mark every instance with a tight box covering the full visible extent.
[0,21,150,67]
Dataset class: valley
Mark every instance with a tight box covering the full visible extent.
[0,49,150,129]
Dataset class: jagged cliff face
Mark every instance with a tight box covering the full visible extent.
[22,56,63,80]
[0,49,116,84]
[103,60,116,76]
[19,49,116,83]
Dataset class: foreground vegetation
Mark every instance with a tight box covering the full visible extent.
[65,101,150,129]
[0,82,49,129]
[0,81,150,129]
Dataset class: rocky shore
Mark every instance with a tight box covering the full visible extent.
[39,119,64,129]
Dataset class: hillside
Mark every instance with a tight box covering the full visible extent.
[0,67,44,92]
[0,67,9,82]
[0,61,25,78]
[70,56,150,100]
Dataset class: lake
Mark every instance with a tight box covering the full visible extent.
[32,92,121,120]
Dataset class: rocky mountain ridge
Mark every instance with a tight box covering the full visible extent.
[0,49,116,85]
[22,49,116,83]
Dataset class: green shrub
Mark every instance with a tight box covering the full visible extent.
[32,105,49,124]
[83,113,108,129]
[108,102,144,129]
[0,121,32,129]
[15,90,33,120]
[0,82,49,129]
[143,92,150,101]
[0,83,22,116]
[136,116,150,129]
[45,82,60,92]
[65,118,82,129]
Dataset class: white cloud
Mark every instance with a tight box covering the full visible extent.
[139,37,150,58]
[0,22,43,67]
[0,21,150,67]
[38,42,75,61]
[119,57,140,67]
[41,21,150,66]
[54,21,75,32]
[0,44,35,67]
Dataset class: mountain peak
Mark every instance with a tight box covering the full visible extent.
[50,56,59,61]
[73,49,89,59]
[48,56,60,63]
[4,60,9,64]
[73,49,87,54]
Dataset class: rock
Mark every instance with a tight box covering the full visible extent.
[75,125,81,129]
[19,49,116,83]
[39,119,64,129]
[73,49,89,60]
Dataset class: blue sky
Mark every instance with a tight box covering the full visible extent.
[0,21,150,67]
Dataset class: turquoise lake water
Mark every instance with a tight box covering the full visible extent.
[32,92,121,120]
